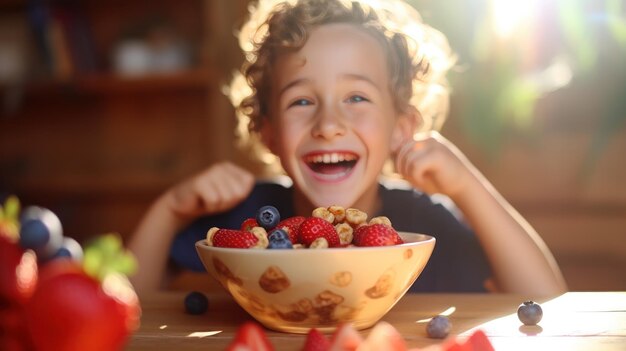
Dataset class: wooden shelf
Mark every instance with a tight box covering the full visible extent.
[20,68,220,96]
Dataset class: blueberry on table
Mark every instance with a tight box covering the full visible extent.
[19,206,63,259]
[517,300,543,325]
[426,315,451,339]
[184,291,209,315]
[256,206,280,230]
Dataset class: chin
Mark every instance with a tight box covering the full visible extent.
[304,189,358,209]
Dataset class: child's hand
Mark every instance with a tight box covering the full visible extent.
[165,161,255,219]
[394,131,475,198]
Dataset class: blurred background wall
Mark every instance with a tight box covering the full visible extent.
[1,0,625,291]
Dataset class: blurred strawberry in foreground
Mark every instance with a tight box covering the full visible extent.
[229,321,494,351]
[25,234,141,351]
[0,196,38,305]
[0,237,38,306]
[0,195,141,351]
[226,321,274,351]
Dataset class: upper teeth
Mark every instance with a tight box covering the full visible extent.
[307,153,357,164]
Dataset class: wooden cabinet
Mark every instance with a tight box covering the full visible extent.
[0,0,249,242]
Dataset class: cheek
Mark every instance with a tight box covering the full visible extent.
[273,118,307,156]
[355,116,395,150]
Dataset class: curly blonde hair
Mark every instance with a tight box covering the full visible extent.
[227,0,455,169]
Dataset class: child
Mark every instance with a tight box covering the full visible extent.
[129,0,567,295]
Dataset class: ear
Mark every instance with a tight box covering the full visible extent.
[390,107,419,153]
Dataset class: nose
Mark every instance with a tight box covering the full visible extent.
[311,104,347,140]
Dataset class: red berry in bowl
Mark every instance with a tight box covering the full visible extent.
[354,224,398,247]
[298,217,339,247]
[240,218,259,231]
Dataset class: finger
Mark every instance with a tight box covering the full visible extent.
[402,147,443,194]
[196,176,226,214]
[219,164,254,201]
[397,141,428,179]
[225,163,255,193]
[402,146,428,184]
[394,140,418,175]
[219,176,251,209]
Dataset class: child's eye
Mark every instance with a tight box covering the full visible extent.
[346,95,369,104]
[289,99,313,108]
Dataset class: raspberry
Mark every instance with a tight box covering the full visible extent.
[298,217,340,248]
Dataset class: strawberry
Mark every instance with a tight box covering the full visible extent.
[213,229,259,248]
[0,236,37,305]
[275,216,305,244]
[298,217,340,248]
[464,330,494,351]
[354,224,400,247]
[302,328,331,351]
[441,339,472,351]
[241,218,259,232]
[360,321,407,351]
[0,303,34,351]
[25,259,140,351]
[226,321,274,351]
[328,323,364,351]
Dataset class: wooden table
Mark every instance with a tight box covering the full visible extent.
[126,291,626,350]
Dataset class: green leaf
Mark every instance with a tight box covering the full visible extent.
[3,196,20,223]
[83,247,104,280]
[82,233,137,281]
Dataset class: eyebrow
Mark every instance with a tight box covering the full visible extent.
[279,73,381,97]
[279,78,310,97]
[342,73,381,90]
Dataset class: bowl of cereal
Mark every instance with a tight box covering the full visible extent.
[194,206,435,334]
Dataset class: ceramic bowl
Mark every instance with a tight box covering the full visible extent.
[195,232,435,334]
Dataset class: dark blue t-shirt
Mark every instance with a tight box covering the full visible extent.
[170,180,491,293]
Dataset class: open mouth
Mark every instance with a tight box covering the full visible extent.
[303,151,359,181]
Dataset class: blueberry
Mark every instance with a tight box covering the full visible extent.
[426,315,451,339]
[268,238,293,249]
[50,237,84,261]
[267,229,293,249]
[268,228,290,242]
[184,291,209,315]
[19,206,63,259]
[517,300,543,325]
[256,205,280,230]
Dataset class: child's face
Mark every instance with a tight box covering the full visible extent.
[263,23,413,209]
